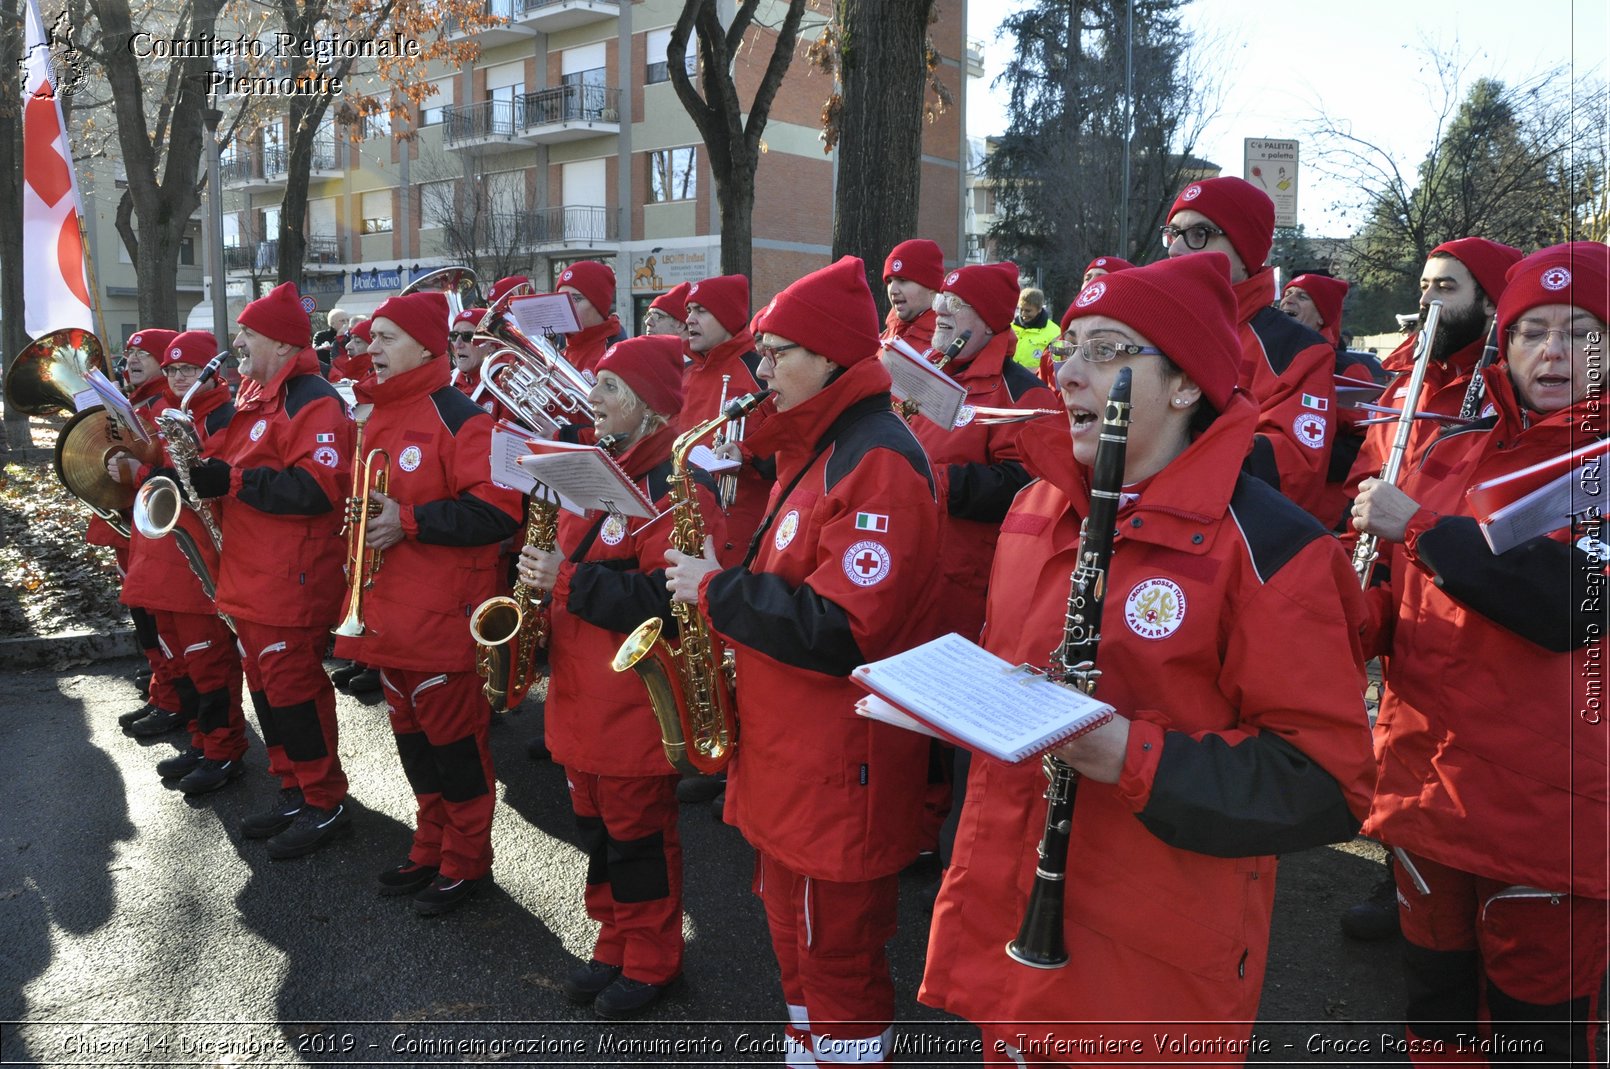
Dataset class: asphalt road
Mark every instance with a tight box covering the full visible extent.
[0,656,1406,1068]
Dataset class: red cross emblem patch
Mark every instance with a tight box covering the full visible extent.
[842,539,891,587]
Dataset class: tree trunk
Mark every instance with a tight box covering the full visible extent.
[0,0,30,450]
[715,163,755,280]
[830,0,937,313]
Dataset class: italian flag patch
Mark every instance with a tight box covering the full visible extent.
[316,433,336,443]
[1300,393,1328,411]
[854,512,889,533]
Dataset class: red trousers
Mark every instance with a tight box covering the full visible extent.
[379,669,495,881]
[1395,849,1607,1066]
[756,852,899,1066]
[154,610,245,761]
[132,605,184,714]
[565,768,683,985]
[236,619,347,809]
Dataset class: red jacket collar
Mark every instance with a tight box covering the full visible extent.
[1233,270,1278,328]
[356,355,451,405]
[614,422,679,481]
[129,376,174,409]
[946,330,1016,382]
[1381,333,1485,376]
[570,315,623,350]
[1479,363,1607,441]
[186,380,231,421]
[243,347,320,410]
[884,307,937,342]
[691,329,755,371]
[746,358,893,465]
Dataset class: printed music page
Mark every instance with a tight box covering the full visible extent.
[84,369,150,441]
[879,340,967,429]
[489,423,581,513]
[1467,437,1610,554]
[852,633,1113,763]
[517,440,655,518]
[507,293,582,338]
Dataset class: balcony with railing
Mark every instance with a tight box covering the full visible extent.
[221,150,286,193]
[515,0,619,32]
[309,141,340,176]
[519,84,620,143]
[222,244,255,272]
[442,99,526,154]
[261,146,289,185]
[305,236,341,265]
[527,205,616,250]
[446,0,536,44]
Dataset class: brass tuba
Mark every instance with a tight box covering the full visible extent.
[4,327,107,416]
[612,390,771,775]
[400,266,482,318]
[474,288,596,437]
[470,489,559,711]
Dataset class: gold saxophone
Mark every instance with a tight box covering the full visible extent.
[470,491,559,711]
[612,390,771,774]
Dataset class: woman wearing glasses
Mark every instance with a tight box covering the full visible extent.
[920,253,1375,1064]
[1352,242,1609,1062]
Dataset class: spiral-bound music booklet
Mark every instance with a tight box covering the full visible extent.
[879,338,967,429]
[851,633,1114,763]
[515,439,655,518]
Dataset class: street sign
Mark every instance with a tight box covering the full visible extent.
[1244,138,1299,228]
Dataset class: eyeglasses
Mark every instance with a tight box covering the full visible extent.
[757,341,802,363]
[932,292,973,316]
[1508,325,1597,350]
[449,332,477,343]
[1159,223,1227,251]
[1047,339,1166,364]
[164,364,203,377]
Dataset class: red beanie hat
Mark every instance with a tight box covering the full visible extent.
[687,274,751,336]
[126,328,179,358]
[1497,242,1610,351]
[452,307,487,331]
[1284,273,1350,345]
[941,261,1021,333]
[883,239,945,290]
[1084,255,1135,276]
[161,330,218,369]
[237,281,312,347]
[1169,177,1275,275]
[650,282,691,323]
[756,256,882,367]
[373,291,451,357]
[557,260,616,314]
[595,335,686,416]
[1060,252,1241,411]
[347,319,372,346]
[1429,237,1524,305]
[488,276,532,305]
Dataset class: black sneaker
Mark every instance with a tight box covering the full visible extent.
[241,787,305,839]
[129,708,184,738]
[593,975,674,1020]
[119,702,157,730]
[179,758,245,796]
[413,875,480,916]
[1340,872,1402,941]
[330,662,365,688]
[266,802,351,859]
[676,774,725,804]
[345,669,382,696]
[561,959,623,1004]
[377,861,439,897]
[133,666,153,691]
[156,746,205,779]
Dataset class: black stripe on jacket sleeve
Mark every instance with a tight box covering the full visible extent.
[705,568,865,676]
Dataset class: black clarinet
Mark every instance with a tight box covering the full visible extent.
[1456,315,1501,421]
[1006,367,1131,969]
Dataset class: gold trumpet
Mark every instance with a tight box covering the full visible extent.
[333,446,390,638]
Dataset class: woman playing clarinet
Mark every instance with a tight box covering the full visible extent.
[920,253,1377,1065]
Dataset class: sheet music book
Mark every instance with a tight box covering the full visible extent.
[516,439,656,518]
[880,339,967,429]
[1466,437,1610,554]
[851,632,1114,764]
[508,293,582,338]
[488,421,583,513]
[84,368,151,442]
[688,444,741,474]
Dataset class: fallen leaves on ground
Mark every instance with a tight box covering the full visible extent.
[0,460,126,639]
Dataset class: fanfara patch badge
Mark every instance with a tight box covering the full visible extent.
[249,419,268,441]
[1294,412,1328,449]
[1541,266,1571,291]
[890,258,904,273]
[1125,577,1187,639]
[1075,281,1106,308]
[600,514,627,546]
[842,540,891,587]
[953,404,976,428]
[313,446,339,469]
[774,508,800,551]
[398,445,423,472]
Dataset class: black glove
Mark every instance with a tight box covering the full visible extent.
[187,459,233,499]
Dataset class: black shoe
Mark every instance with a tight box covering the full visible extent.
[593,975,673,1019]
[345,669,382,695]
[156,746,205,779]
[562,959,623,1004]
[119,702,156,730]
[129,708,184,738]
[330,661,365,688]
[133,666,153,690]
[710,788,726,823]
[527,736,551,761]
[413,875,480,916]
[377,861,439,897]
[676,774,725,804]
[179,758,245,796]
[267,802,351,859]
[1340,873,1401,941]
[242,787,304,839]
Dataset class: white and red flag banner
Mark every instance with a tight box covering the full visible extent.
[22,0,96,337]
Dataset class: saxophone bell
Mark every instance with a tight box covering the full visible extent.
[612,618,700,776]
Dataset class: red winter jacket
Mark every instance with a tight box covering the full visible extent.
[697,358,946,882]
[333,359,522,672]
[122,383,234,615]
[882,306,936,351]
[921,397,1375,1042]
[1234,270,1338,522]
[906,330,1058,639]
[678,329,775,566]
[210,348,354,629]
[1362,367,1608,898]
[545,424,727,778]
[327,351,372,384]
[561,314,627,375]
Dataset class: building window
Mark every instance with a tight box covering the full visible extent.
[421,83,453,127]
[180,236,196,266]
[645,28,696,85]
[649,147,696,203]
[361,190,393,235]
[362,108,392,140]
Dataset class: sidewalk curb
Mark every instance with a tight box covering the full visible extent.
[0,629,137,670]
